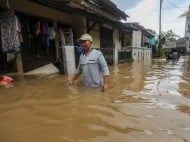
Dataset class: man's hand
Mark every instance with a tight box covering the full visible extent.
[68,79,74,85]
[102,83,108,91]
[68,74,80,86]
[102,76,109,91]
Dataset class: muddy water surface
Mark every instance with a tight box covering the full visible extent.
[0,56,190,142]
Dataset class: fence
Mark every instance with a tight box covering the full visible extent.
[74,47,134,66]
[94,48,114,65]
[118,48,132,63]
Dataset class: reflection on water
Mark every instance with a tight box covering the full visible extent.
[0,56,190,142]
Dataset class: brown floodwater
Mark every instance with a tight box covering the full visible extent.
[0,56,190,142]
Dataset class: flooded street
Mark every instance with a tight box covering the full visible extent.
[0,56,190,142]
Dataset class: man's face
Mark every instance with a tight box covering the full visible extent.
[80,40,92,52]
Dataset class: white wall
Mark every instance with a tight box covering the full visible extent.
[113,28,122,49]
[90,23,100,49]
[132,48,152,61]
[132,30,142,47]
[62,46,76,74]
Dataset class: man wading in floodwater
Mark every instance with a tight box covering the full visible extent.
[69,34,110,91]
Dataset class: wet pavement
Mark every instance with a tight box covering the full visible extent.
[0,56,190,142]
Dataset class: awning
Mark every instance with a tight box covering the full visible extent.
[150,35,158,46]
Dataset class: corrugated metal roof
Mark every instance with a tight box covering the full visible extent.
[30,0,128,21]
[29,0,134,31]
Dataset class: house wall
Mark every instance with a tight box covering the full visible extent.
[113,28,121,49]
[72,14,86,38]
[132,30,142,47]
[163,41,176,49]
[72,18,101,49]
[90,23,100,49]
[143,48,152,60]
[131,30,152,61]
[176,39,186,48]
[113,29,121,64]
[89,23,121,64]
[10,0,72,22]
[132,47,152,61]
[185,14,190,38]
[132,48,143,60]
[89,23,121,50]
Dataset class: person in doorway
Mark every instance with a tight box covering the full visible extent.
[69,34,109,91]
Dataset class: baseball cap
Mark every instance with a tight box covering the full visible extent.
[77,34,93,42]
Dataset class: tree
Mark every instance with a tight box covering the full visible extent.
[180,9,190,17]
[157,30,179,58]
[161,30,179,41]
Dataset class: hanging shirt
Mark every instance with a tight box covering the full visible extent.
[0,9,20,53]
[49,27,56,40]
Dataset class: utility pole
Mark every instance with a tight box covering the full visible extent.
[159,0,162,37]
[158,0,163,57]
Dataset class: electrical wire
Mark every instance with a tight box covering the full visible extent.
[163,0,189,12]
[161,0,189,19]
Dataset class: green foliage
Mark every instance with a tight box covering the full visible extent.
[180,10,190,17]
[157,42,165,58]
[161,30,179,41]
[159,45,165,58]
[123,35,131,46]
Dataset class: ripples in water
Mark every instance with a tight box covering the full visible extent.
[0,56,190,142]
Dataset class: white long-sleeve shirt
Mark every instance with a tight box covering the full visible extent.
[75,49,109,87]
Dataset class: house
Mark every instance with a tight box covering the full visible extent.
[162,38,176,58]
[185,5,190,53]
[176,38,187,54]
[0,0,130,74]
[114,22,137,63]
[162,39,176,49]
[121,23,155,61]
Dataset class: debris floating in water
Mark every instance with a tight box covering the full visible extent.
[0,76,14,88]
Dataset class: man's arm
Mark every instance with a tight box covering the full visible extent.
[98,52,110,91]
[102,75,109,91]
[69,55,82,85]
